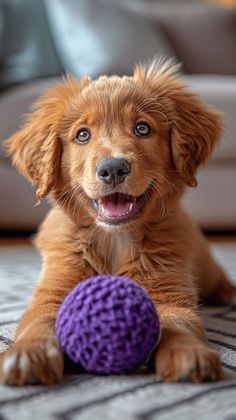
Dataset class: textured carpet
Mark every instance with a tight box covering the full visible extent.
[0,242,236,420]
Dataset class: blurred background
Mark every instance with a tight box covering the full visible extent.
[0,0,235,235]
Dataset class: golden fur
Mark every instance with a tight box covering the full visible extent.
[1,58,235,385]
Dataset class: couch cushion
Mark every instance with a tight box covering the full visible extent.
[43,0,177,78]
[156,4,236,75]
[44,1,236,77]
[0,0,61,90]
[184,75,236,160]
[183,163,236,229]
[0,159,50,230]
[0,78,58,159]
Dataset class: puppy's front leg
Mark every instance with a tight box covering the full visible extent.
[154,302,223,382]
[0,257,95,385]
[125,268,223,382]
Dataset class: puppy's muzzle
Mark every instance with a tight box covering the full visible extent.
[97,158,131,187]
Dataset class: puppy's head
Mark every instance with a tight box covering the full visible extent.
[6,59,222,231]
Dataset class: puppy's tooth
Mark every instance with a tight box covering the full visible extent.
[129,203,134,212]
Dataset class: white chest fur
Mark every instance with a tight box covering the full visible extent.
[95,232,137,275]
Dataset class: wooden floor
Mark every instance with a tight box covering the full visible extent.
[0,238,33,246]
[208,235,236,243]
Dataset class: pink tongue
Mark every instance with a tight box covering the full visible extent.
[100,194,133,218]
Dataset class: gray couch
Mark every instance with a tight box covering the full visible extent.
[0,0,235,230]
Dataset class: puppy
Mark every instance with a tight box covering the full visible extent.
[1,59,235,385]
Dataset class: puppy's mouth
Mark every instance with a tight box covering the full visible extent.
[92,192,147,225]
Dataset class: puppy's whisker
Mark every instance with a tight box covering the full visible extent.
[87,223,100,245]
[130,151,146,160]
[136,98,169,121]
[146,170,178,194]
[138,107,169,124]
[57,187,75,209]
[67,185,82,211]
[146,170,177,191]
[136,97,168,113]
[71,190,85,216]
[57,184,83,213]
[150,182,169,223]
[101,229,112,273]
[127,232,135,267]
[57,185,74,199]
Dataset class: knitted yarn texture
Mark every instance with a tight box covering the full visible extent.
[56,275,160,374]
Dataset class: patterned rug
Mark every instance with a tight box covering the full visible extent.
[0,242,236,420]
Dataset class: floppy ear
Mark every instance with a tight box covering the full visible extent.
[6,124,61,203]
[5,75,90,202]
[170,92,222,187]
[134,58,223,187]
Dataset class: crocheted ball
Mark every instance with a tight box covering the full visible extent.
[56,275,160,374]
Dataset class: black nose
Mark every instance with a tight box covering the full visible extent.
[97,158,131,186]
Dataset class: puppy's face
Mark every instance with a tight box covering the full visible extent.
[6,60,222,231]
[60,76,173,229]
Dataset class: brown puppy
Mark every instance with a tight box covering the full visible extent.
[1,59,235,385]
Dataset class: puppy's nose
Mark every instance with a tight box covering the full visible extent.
[97,158,131,186]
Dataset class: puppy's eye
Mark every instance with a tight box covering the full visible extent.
[134,122,152,137]
[75,128,91,144]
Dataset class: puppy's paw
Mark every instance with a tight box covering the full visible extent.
[155,339,223,383]
[0,338,63,385]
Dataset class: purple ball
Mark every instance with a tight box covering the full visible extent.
[56,275,160,374]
